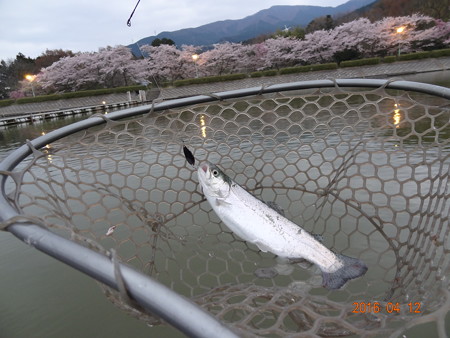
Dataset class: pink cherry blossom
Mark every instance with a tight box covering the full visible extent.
[28,15,450,94]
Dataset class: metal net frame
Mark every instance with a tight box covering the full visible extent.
[1,79,450,337]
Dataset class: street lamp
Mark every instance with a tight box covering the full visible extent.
[25,74,37,97]
[396,26,406,57]
[192,54,199,78]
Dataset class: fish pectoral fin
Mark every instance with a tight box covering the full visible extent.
[215,197,232,206]
[254,241,271,253]
[289,257,308,264]
[290,257,314,269]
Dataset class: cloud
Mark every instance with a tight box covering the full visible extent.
[0,0,348,61]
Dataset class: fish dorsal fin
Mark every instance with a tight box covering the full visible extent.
[311,233,324,242]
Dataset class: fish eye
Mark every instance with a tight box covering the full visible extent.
[212,169,219,177]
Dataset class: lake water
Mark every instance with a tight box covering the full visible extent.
[1,72,450,338]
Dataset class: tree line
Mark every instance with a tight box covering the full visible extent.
[3,14,450,98]
[0,50,74,99]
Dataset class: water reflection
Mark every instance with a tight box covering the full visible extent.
[40,131,52,152]
[200,114,207,138]
[393,104,401,128]
[0,113,91,161]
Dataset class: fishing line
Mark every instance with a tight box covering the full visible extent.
[127,0,141,27]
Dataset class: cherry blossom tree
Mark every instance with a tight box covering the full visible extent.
[259,15,449,67]
[200,42,248,75]
[355,15,450,56]
[299,29,336,63]
[179,45,201,78]
[95,46,138,87]
[406,17,450,51]
[262,37,299,69]
[140,44,182,83]
[245,43,268,71]
[38,52,99,92]
[37,46,142,92]
[328,18,383,58]
[24,14,450,96]
[138,44,200,83]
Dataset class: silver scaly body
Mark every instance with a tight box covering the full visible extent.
[197,161,367,289]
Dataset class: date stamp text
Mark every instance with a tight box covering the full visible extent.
[352,302,422,314]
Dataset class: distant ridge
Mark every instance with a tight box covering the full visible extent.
[129,0,375,55]
[337,0,450,23]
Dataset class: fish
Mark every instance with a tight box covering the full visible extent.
[197,161,368,290]
[183,145,195,166]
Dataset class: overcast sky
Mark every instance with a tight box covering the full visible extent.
[0,0,348,61]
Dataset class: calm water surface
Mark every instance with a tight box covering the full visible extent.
[0,115,185,337]
[0,72,449,337]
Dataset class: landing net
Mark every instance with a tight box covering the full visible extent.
[1,79,449,337]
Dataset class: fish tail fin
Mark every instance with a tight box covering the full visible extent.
[321,254,367,290]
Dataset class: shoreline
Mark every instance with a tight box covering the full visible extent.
[0,56,449,126]
[159,56,450,99]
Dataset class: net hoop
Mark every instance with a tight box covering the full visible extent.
[1,78,450,337]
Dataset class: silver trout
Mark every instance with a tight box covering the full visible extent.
[197,161,368,289]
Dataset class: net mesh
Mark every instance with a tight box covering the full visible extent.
[3,83,450,336]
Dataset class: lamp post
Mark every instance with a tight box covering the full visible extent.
[25,74,36,97]
[192,54,199,78]
[396,26,406,57]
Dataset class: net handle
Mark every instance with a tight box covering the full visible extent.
[0,206,238,338]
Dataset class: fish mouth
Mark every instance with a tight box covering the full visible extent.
[197,162,210,184]
[200,162,209,173]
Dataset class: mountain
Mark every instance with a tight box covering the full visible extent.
[337,0,450,23]
[129,0,376,55]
